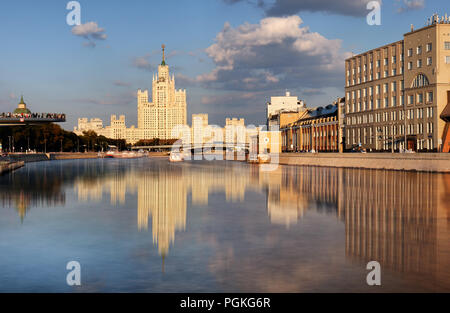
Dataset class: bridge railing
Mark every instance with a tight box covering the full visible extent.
[0,113,66,122]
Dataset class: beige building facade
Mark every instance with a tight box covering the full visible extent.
[345,15,450,152]
[74,45,187,145]
[138,45,187,140]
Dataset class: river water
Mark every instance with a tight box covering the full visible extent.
[0,158,449,292]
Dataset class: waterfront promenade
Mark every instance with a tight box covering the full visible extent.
[279,153,450,173]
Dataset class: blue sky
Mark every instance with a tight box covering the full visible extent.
[0,0,447,130]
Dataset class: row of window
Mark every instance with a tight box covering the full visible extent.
[406,43,433,57]
[348,125,434,146]
[347,90,434,113]
[347,42,450,87]
[347,107,434,125]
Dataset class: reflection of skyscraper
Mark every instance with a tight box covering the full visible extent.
[137,169,187,256]
[73,162,259,256]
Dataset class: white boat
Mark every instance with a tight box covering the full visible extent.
[105,151,145,159]
[169,152,183,162]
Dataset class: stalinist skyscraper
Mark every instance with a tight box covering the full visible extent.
[137,45,187,140]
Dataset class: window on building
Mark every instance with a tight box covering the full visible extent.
[445,42,450,50]
[411,74,430,88]
[417,46,422,54]
[384,70,388,78]
[427,91,433,103]
[392,56,396,64]
[417,93,423,104]
[417,59,422,68]
[426,43,432,52]
[409,95,414,105]
[408,49,413,57]
[384,83,388,93]
[408,62,413,70]
[427,57,432,66]
[446,56,450,64]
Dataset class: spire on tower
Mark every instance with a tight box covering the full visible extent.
[161,44,166,66]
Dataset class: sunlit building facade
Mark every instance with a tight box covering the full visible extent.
[138,45,187,140]
[345,15,450,152]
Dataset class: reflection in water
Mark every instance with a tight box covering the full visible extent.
[1,159,449,291]
[73,162,258,256]
[0,164,66,221]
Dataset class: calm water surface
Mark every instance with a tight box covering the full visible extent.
[0,158,449,292]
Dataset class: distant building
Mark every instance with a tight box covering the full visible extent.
[138,44,187,140]
[192,114,210,147]
[281,98,345,152]
[14,96,31,115]
[225,117,245,147]
[267,91,305,126]
[345,15,450,152]
[74,118,105,135]
[75,45,187,145]
[74,115,140,144]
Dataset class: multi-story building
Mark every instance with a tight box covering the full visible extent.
[74,115,141,144]
[74,118,104,134]
[75,45,187,145]
[191,114,210,147]
[138,44,187,140]
[345,14,450,152]
[281,98,344,152]
[225,117,245,146]
[266,91,305,126]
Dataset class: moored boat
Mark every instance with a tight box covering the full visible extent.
[169,152,183,162]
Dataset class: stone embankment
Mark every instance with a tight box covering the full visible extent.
[278,153,450,173]
[4,152,100,163]
[0,161,24,175]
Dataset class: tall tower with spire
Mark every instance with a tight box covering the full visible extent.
[137,44,187,140]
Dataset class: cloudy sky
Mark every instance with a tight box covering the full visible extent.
[0,0,444,129]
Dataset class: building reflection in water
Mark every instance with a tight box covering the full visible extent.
[337,169,450,288]
[73,162,260,257]
[2,159,449,288]
[269,166,450,289]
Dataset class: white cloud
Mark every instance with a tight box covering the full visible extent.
[192,15,349,92]
[397,0,425,13]
[131,54,155,72]
[71,22,107,47]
